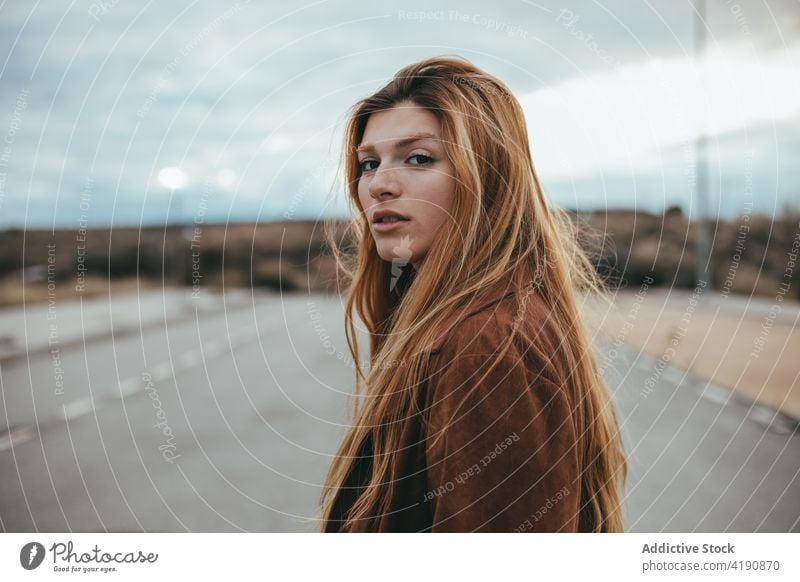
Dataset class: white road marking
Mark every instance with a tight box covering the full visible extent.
[0,425,36,452]
[63,398,95,421]
[202,340,226,359]
[117,377,141,398]
[699,385,733,407]
[747,405,798,436]
[2,335,261,451]
[150,362,173,381]
[661,366,686,385]
[178,351,201,368]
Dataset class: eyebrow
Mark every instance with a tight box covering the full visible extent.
[356,132,440,154]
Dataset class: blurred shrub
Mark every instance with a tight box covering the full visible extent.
[1,212,797,302]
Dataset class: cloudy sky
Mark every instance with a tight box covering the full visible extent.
[0,0,798,228]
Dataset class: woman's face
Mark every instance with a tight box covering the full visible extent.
[356,102,457,271]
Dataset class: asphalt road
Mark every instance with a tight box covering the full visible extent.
[1,293,798,532]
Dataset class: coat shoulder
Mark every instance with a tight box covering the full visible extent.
[427,287,569,390]
[420,292,583,532]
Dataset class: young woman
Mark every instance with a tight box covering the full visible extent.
[320,55,627,532]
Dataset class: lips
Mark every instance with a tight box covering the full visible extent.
[372,210,410,224]
[372,211,411,233]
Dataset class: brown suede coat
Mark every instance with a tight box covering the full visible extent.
[325,283,593,532]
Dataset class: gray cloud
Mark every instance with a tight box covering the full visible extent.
[0,0,797,227]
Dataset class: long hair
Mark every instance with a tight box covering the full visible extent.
[319,55,627,532]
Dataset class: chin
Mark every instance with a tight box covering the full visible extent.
[376,248,398,263]
[376,246,417,267]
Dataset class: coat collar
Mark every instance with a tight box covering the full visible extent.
[423,282,517,354]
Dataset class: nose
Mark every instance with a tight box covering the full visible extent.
[367,165,401,200]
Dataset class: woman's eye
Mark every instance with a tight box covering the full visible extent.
[408,154,433,165]
[358,155,432,172]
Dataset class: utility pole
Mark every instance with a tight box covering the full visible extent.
[694,0,713,289]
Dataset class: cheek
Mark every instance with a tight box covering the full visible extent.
[412,199,453,247]
[424,203,453,237]
[424,174,456,225]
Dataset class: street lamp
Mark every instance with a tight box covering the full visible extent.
[157,166,189,284]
